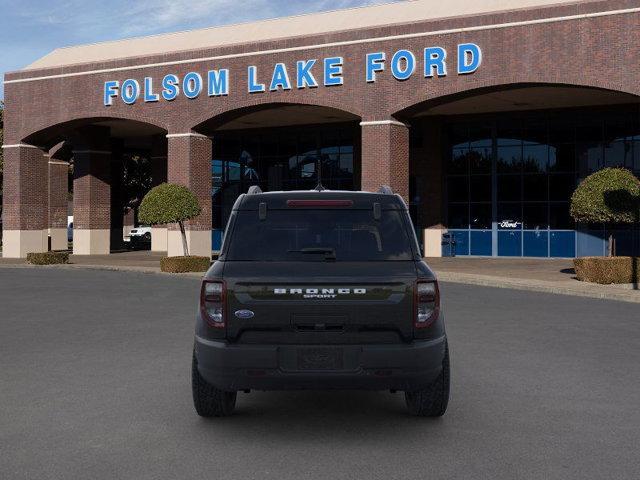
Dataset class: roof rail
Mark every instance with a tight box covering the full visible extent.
[247,185,263,195]
[378,185,394,195]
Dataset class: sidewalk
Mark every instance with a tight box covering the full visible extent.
[1,252,639,303]
[426,257,640,303]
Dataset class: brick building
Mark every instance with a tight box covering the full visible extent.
[3,0,640,258]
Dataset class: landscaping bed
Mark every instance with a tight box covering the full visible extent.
[27,251,70,265]
[160,256,211,273]
[574,256,640,284]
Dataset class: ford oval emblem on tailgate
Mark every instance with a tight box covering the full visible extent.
[235,310,255,319]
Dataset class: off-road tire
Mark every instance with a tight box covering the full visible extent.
[405,343,450,417]
[192,354,237,417]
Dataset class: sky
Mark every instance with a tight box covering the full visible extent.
[0,0,401,100]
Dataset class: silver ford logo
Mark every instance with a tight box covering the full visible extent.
[235,310,255,319]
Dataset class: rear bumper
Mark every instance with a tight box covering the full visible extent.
[194,335,447,392]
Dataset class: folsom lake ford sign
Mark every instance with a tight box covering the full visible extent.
[103,43,482,106]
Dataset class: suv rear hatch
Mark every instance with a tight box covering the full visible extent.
[220,198,420,344]
[223,261,416,344]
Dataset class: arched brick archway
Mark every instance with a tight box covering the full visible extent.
[391,82,640,120]
[189,100,363,134]
[3,117,167,258]
[393,83,640,257]
[165,102,366,256]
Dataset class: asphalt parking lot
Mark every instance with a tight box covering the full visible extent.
[1,268,639,480]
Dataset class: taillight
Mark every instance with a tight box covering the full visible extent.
[201,280,226,328]
[414,280,440,328]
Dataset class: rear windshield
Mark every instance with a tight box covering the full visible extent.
[226,209,416,261]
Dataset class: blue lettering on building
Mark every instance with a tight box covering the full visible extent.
[103,44,482,106]
[296,60,318,89]
[208,69,229,96]
[269,63,292,91]
[182,72,203,99]
[161,74,179,101]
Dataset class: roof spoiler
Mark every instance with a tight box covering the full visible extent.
[377,185,409,209]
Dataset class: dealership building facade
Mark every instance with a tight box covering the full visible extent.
[3,0,640,258]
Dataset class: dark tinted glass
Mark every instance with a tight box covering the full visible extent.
[497,121,522,146]
[577,143,603,174]
[523,121,548,145]
[548,118,574,144]
[470,203,492,229]
[549,174,576,201]
[469,147,492,173]
[575,120,602,143]
[604,140,632,168]
[635,142,640,171]
[449,148,469,174]
[497,175,521,201]
[523,175,548,202]
[497,146,522,173]
[523,204,548,229]
[549,144,575,172]
[523,145,548,173]
[470,175,492,202]
[227,210,415,261]
[447,176,469,202]
[448,204,469,228]
[550,202,573,229]
[469,125,492,147]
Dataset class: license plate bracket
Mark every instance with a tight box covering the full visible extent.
[297,347,344,370]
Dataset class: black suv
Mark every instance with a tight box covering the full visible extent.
[192,187,449,417]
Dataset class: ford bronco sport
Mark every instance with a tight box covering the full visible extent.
[192,186,450,417]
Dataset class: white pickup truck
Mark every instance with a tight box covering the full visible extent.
[125,226,152,249]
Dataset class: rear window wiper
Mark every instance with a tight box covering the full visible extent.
[287,247,336,261]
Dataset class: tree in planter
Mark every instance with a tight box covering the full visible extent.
[570,168,640,256]
[138,183,202,256]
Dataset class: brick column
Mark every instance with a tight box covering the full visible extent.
[72,127,112,255]
[360,120,410,202]
[166,133,212,258]
[1,144,49,258]
[150,134,168,252]
[110,145,124,251]
[48,158,69,251]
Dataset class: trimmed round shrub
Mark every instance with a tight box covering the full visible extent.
[27,251,70,265]
[139,183,202,256]
[160,256,210,273]
[139,183,202,226]
[574,256,640,284]
[570,168,640,224]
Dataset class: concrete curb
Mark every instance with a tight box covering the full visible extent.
[436,271,640,304]
[0,263,204,278]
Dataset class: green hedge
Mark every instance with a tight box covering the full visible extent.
[160,256,211,273]
[27,251,70,265]
[574,256,640,284]
[570,168,640,224]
